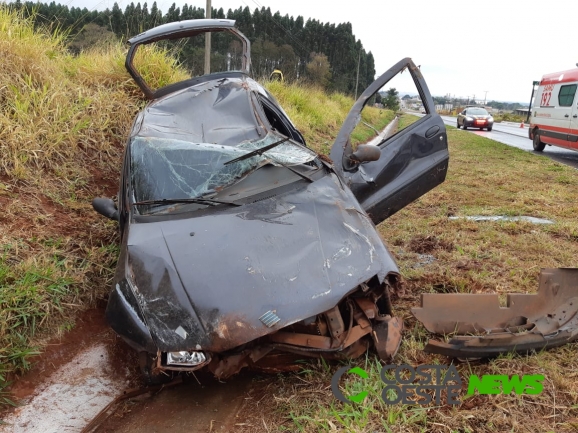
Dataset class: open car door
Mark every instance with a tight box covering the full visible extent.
[330,58,449,225]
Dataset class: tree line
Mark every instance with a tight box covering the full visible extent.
[8,0,376,95]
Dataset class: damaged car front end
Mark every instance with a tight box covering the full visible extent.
[92,19,449,383]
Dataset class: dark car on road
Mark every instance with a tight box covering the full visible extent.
[92,19,449,383]
[457,107,494,131]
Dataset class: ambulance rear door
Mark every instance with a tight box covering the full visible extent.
[570,85,578,150]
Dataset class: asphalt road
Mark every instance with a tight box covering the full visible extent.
[438,114,578,169]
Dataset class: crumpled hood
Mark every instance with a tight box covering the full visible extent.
[126,174,398,352]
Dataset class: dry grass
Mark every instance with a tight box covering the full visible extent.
[264,80,393,154]
[237,126,578,432]
[0,7,181,396]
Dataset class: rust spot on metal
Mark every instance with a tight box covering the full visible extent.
[324,305,345,341]
[371,316,403,361]
[355,298,377,319]
[269,332,332,349]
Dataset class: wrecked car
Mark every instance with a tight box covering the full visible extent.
[92,19,449,383]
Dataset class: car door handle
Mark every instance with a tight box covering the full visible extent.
[564,114,569,117]
[425,125,440,138]
[574,115,578,118]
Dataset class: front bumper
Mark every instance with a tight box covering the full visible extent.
[465,119,493,128]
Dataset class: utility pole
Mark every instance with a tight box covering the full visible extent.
[483,90,488,105]
[354,50,361,99]
[204,0,211,75]
[526,81,540,123]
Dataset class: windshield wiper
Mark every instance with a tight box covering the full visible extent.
[132,197,241,207]
[223,137,290,165]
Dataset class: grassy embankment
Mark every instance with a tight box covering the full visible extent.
[265,80,394,153]
[0,7,189,402]
[0,7,391,402]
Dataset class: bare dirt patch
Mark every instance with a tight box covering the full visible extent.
[408,235,454,254]
[96,373,257,433]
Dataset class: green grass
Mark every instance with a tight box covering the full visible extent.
[398,113,420,129]
[350,109,395,146]
[0,241,74,392]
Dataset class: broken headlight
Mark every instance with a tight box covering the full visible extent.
[166,351,207,366]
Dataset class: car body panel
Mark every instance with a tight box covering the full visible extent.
[108,173,399,353]
[132,74,266,145]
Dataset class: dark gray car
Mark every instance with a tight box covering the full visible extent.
[92,19,449,383]
[457,107,494,131]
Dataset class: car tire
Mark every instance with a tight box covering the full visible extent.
[533,131,546,152]
[463,123,468,130]
[139,352,175,386]
[487,127,492,131]
[456,120,461,129]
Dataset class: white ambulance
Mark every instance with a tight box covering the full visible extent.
[529,67,578,152]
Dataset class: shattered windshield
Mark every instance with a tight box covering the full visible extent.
[130,133,317,214]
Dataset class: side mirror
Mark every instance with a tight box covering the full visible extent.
[92,197,119,221]
[350,144,381,163]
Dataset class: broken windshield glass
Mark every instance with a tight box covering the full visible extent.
[130,133,316,214]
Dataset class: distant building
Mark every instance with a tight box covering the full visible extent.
[514,108,531,116]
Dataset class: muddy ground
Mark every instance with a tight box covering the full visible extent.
[0,305,277,433]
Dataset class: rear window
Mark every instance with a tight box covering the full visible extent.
[558,84,577,107]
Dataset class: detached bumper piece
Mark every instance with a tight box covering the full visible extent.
[412,268,578,358]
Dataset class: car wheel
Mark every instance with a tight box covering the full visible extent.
[139,352,175,386]
[487,127,492,131]
[463,123,468,130]
[533,131,546,152]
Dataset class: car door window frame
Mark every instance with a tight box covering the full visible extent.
[330,58,436,174]
[125,20,251,100]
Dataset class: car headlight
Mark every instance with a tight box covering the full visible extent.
[466,117,473,121]
[488,117,493,122]
[167,351,207,366]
